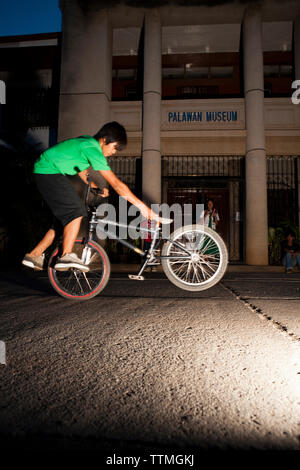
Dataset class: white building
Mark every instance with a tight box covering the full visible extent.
[1,0,300,264]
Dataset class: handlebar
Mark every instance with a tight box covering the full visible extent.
[153,216,173,225]
[86,180,173,225]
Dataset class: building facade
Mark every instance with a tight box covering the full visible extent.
[1,0,300,264]
[57,0,300,265]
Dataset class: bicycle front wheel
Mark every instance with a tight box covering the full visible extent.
[48,239,110,300]
[161,225,228,291]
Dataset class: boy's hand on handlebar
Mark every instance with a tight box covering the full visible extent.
[141,207,173,225]
[156,215,173,225]
[141,207,159,222]
[92,187,109,197]
[101,188,109,197]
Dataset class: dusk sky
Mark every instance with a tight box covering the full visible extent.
[0,0,62,37]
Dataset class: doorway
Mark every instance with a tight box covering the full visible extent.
[167,186,229,244]
[165,178,244,263]
[162,155,245,263]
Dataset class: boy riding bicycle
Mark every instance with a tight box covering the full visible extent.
[22,121,159,272]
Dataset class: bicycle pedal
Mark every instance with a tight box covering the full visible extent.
[128,274,144,281]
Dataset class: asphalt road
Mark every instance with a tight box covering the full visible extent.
[0,267,299,457]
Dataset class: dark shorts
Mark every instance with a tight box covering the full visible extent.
[35,173,87,227]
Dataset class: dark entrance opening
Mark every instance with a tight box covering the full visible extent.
[167,184,229,243]
[162,156,245,263]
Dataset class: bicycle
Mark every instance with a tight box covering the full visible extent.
[48,185,228,300]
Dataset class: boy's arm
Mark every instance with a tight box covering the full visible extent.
[78,169,97,188]
[99,170,159,220]
[78,169,109,196]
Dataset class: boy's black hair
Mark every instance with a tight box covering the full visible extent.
[94,121,127,151]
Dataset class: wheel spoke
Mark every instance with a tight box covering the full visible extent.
[50,241,109,299]
[165,228,224,287]
[73,271,84,293]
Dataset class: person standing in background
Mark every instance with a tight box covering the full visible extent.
[199,199,220,231]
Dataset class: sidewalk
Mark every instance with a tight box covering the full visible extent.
[1,260,299,453]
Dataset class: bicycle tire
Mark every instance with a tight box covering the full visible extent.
[161,225,228,291]
[48,239,110,300]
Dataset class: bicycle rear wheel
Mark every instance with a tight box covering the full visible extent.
[48,239,110,300]
[161,225,228,291]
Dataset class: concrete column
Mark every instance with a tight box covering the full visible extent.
[142,9,162,205]
[243,5,269,265]
[58,0,112,140]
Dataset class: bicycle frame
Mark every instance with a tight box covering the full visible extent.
[87,211,191,271]
[83,184,199,278]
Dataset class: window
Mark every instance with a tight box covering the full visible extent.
[162,67,184,79]
[264,64,293,78]
[210,66,233,78]
[186,66,209,78]
[264,65,279,77]
[117,69,136,80]
[161,52,240,98]
[279,65,292,77]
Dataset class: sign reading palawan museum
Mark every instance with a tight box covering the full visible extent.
[167,110,238,123]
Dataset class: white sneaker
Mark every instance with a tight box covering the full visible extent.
[54,253,89,272]
[22,253,45,271]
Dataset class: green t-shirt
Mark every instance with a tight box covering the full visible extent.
[34,135,111,175]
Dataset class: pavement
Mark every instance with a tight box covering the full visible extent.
[110,263,287,273]
[0,264,299,461]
